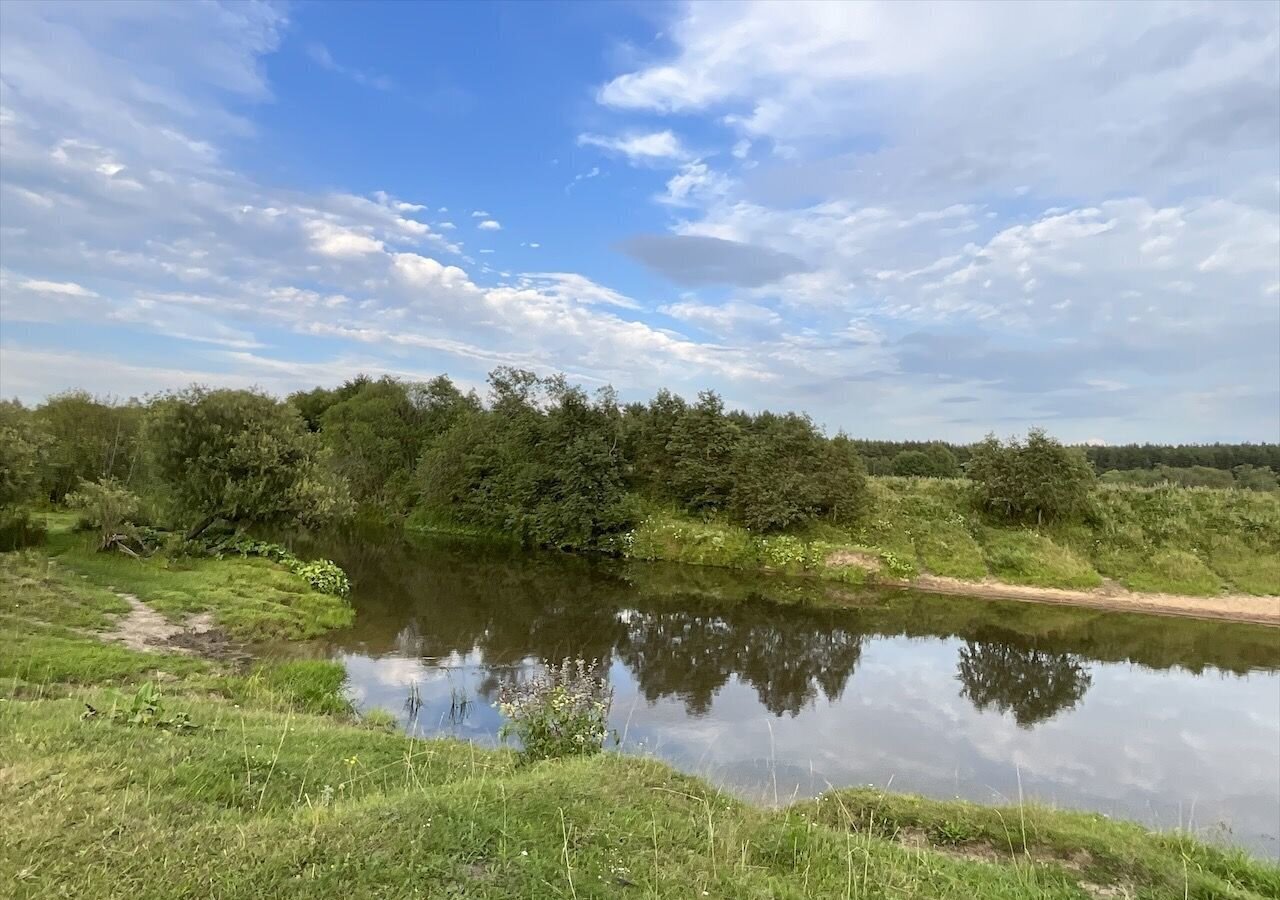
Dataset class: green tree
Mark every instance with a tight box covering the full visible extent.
[966,429,1095,524]
[318,377,423,511]
[891,450,934,477]
[667,391,739,514]
[622,388,688,496]
[148,388,351,539]
[33,391,143,502]
[924,443,961,478]
[816,433,869,524]
[0,403,47,509]
[416,370,630,548]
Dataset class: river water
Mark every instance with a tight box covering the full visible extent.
[281,527,1280,857]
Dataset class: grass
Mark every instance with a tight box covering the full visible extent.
[3,537,1277,898]
[45,532,354,641]
[621,479,1280,598]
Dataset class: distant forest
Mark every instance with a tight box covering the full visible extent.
[853,439,1280,477]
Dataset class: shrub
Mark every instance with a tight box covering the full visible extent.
[65,477,141,551]
[213,536,351,596]
[967,429,1095,524]
[497,658,613,762]
[0,507,47,551]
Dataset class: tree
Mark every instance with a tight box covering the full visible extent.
[33,391,143,502]
[318,377,423,511]
[0,403,46,509]
[416,370,630,548]
[622,389,688,495]
[816,433,869,524]
[148,388,351,539]
[667,391,739,513]
[966,429,1095,524]
[924,443,961,478]
[891,450,934,477]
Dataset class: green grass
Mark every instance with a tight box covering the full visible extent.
[2,535,1277,898]
[806,788,1280,899]
[620,479,1280,598]
[48,535,354,641]
[978,529,1103,589]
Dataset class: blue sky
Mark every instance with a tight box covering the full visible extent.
[1,0,1277,442]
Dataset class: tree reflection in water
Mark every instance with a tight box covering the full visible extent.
[280,525,1275,723]
[956,636,1094,726]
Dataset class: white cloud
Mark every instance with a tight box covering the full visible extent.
[305,220,385,258]
[577,130,689,162]
[471,210,490,217]
[476,219,501,231]
[17,277,97,297]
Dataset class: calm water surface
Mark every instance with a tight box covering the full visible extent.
[281,527,1280,856]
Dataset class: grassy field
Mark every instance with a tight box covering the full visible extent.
[624,478,1280,597]
[3,541,1278,898]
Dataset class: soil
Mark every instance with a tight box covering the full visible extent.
[99,593,247,660]
[895,575,1280,627]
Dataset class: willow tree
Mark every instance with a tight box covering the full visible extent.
[148,388,350,539]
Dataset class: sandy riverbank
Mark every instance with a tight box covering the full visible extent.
[892,574,1280,626]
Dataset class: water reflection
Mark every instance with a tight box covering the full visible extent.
[279,526,1280,856]
[956,639,1093,727]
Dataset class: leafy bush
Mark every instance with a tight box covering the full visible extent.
[65,477,141,551]
[967,429,1096,524]
[497,658,613,762]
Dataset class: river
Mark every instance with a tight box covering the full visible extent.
[280,526,1280,857]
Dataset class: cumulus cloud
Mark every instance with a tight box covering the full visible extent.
[1,0,1276,442]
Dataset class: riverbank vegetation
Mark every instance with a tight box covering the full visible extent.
[2,373,1277,599]
[4,545,1276,898]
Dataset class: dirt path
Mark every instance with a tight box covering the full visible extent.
[892,575,1280,626]
[99,592,236,654]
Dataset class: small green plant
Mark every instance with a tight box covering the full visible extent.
[96,681,199,732]
[930,819,977,846]
[497,658,613,763]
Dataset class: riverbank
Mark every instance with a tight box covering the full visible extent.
[617,478,1280,625]
[4,542,1277,898]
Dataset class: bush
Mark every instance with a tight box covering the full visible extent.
[497,658,613,762]
[65,477,141,551]
[213,536,351,596]
[967,429,1095,524]
[0,508,46,551]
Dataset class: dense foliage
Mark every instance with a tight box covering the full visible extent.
[148,388,352,538]
[967,429,1096,524]
[1,372,1277,557]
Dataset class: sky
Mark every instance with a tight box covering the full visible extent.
[0,0,1277,443]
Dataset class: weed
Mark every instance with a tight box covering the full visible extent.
[498,658,613,763]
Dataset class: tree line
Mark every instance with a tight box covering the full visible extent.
[1,372,1276,552]
[857,438,1280,477]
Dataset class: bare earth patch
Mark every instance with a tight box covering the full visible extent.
[824,550,882,573]
[99,593,238,656]
[899,575,1280,627]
